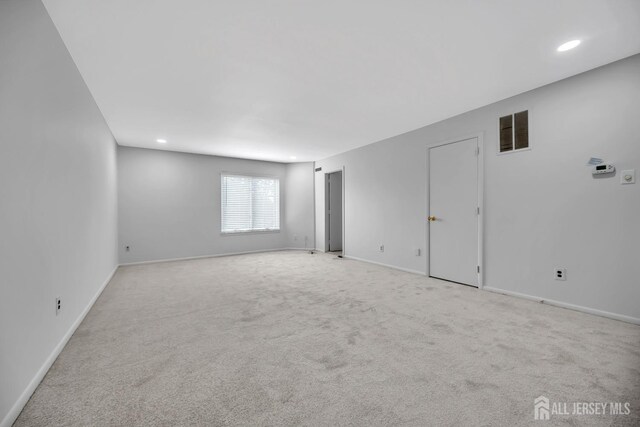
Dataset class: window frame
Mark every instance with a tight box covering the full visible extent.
[220,172,281,235]
[496,109,531,155]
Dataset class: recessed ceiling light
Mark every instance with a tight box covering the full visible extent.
[156,138,167,143]
[557,40,581,52]
[290,156,297,160]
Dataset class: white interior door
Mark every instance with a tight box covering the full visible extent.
[327,171,342,252]
[429,137,479,286]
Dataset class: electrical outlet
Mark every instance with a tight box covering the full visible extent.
[554,267,567,281]
[379,244,384,253]
[125,245,130,252]
[415,249,421,256]
[56,297,61,315]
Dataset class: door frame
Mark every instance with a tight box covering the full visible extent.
[425,132,484,288]
[324,167,345,253]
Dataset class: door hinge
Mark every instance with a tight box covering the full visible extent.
[476,147,480,156]
[477,206,480,215]
[477,265,480,273]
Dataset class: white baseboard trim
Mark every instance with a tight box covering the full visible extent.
[120,248,321,266]
[1,265,118,427]
[327,254,639,325]
[119,248,294,266]
[344,255,426,276]
[484,286,640,325]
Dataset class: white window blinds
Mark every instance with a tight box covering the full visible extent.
[221,175,280,233]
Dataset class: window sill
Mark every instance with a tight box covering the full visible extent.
[497,147,531,156]
[221,229,281,236]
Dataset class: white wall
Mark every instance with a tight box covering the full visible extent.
[119,147,311,264]
[315,54,640,322]
[0,1,119,425]
[284,162,315,250]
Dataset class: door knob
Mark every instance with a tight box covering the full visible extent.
[428,216,437,222]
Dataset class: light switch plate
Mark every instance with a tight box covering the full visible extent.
[621,169,635,184]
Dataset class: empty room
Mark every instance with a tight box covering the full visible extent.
[2,0,640,425]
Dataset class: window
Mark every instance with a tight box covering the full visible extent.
[221,174,280,233]
[499,110,529,153]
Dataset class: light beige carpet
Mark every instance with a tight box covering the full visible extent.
[15,251,640,426]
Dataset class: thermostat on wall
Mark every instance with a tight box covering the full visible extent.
[592,164,615,175]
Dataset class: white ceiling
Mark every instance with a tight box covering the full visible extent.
[42,0,640,163]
